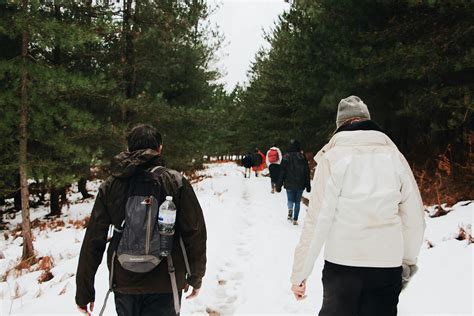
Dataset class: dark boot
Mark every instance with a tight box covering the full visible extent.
[287,209,293,220]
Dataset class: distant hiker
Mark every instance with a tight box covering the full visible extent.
[75,124,207,316]
[251,148,265,177]
[266,144,282,193]
[276,140,311,225]
[241,152,253,178]
[290,96,425,316]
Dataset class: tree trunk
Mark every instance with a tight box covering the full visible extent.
[48,186,62,217]
[60,186,68,210]
[19,0,34,262]
[78,178,93,199]
[121,0,135,121]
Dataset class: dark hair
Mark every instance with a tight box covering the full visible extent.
[127,124,162,152]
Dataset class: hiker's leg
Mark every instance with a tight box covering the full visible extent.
[293,190,304,221]
[286,190,296,210]
[269,165,277,191]
[268,164,275,182]
[114,292,140,316]
[140,292,182,316]
[319,261,363,316]
[358,266,402,316]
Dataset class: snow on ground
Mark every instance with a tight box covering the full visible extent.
[0,163,472,315]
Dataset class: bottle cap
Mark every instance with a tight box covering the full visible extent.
[165,196,173,201]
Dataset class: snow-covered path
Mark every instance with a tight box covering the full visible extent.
[185,164,317,315]
[1,163,473,315]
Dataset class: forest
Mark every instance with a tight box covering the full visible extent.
[0,0,473,260]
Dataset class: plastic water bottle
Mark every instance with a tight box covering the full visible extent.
[158,196,176,257]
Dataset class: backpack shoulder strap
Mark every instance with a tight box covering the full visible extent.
[166,236,191,315]
[149,165,166,173]
[180,235,191,277]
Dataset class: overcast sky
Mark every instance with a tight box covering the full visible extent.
[208,0,290,91]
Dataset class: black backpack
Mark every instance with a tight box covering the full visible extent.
[99,166,190,316]
[116,166,165,273]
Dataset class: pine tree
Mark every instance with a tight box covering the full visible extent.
[19,0,35,262]
[0,0,119,216]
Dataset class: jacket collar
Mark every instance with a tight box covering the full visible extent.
[335,119,383,134]
[314,130,398,164]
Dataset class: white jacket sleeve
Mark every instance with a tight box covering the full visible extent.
[291,155,340,285]
[277,148,282,164]
[398,154,426,265]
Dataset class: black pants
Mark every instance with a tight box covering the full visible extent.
[115,292,181,316]
[319,261,402,316]
[269,164,281,185]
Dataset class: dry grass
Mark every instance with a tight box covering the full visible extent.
[2,255,55,283]
[14,256,38,272]
[37,256,53,271]
[34,286,43,298]
[429,205,451,218]
[11,282,21,299]
[58,282,69,296]
[9,216,90,242]
[68,216,90,229]
[206,307,221,316]
[188,173,211,184]
[38,271,54,283]
[413,137,474,207]
[455,225,473,244]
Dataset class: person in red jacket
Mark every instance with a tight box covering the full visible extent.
[266,145,282,193]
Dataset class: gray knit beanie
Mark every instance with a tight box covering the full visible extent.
[336,95,371,129]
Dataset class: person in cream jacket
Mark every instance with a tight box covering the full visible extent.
[291,96,425,316]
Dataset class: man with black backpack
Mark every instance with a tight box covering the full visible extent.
[75,124,207,316]
[241,152,253,178]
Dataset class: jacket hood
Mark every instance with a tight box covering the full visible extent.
[110,149,163,178]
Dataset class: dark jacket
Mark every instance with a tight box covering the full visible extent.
[242,155,252,168]
[75,149,207,306]
[250,152,263,167]
[276,150,311,192]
